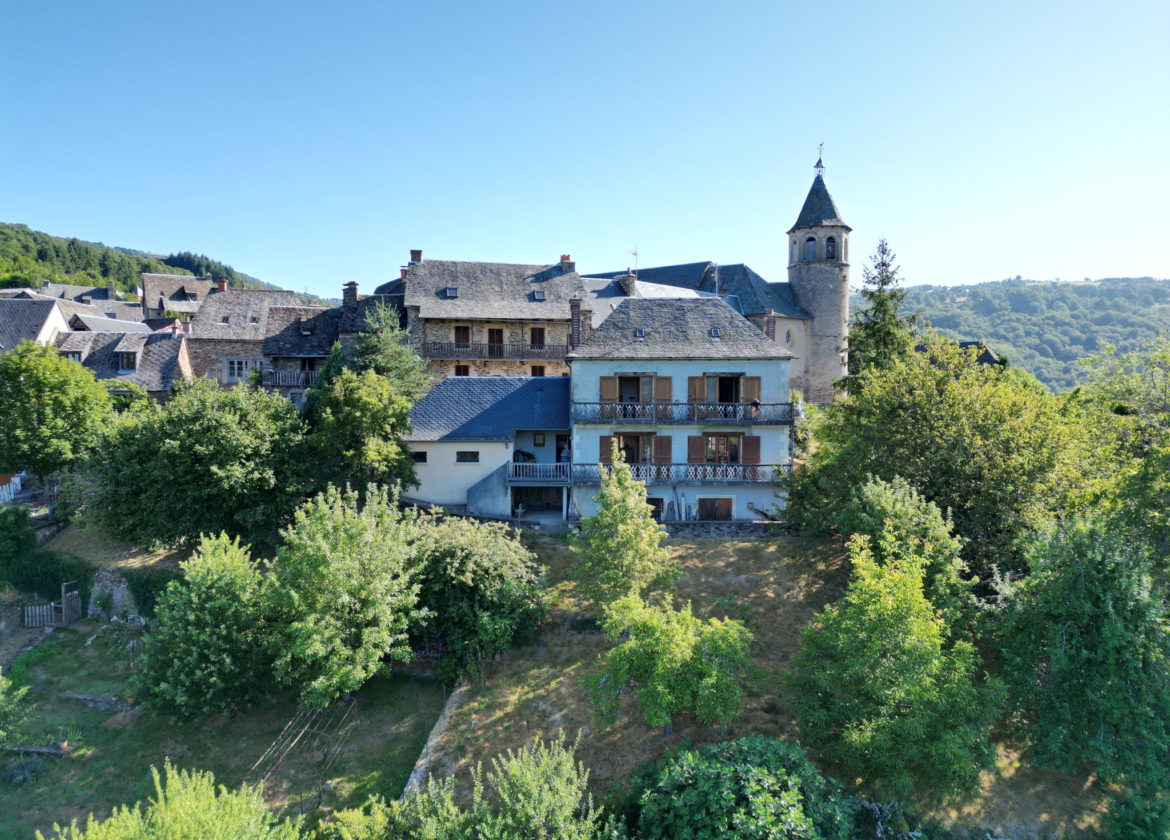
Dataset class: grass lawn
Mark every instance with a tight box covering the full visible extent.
[44,525,190,572]
[431,534,1107,840]
[1,622,445,839]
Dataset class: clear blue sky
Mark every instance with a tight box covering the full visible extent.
[3,0,1167,299]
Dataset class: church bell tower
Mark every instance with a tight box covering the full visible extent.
[787,155,851,404]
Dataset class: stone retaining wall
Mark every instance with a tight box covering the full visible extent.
[88,568,137,619]
[663,520,783,539]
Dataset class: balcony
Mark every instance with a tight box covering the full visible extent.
[423,341,569,361]
[506,462,571,485]
[571,462,785,485]
[572,401,793,426]
[264,369,319,388]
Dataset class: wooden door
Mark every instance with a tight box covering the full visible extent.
[488,328,504,358]
[529,327,545,349]
[454,325,470,347]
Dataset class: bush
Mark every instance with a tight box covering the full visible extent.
[629,736,857,840]
[0,509,94,606]
[0,666,30,746]
[134,534,278,719]
[408,514,544,681]
[121,566,183,618]
[37,760,303,839]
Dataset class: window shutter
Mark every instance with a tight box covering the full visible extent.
[653,376,672,402]
[742,435,761,464]
[599,436,615,463]
[687,376,705,402]
[742,376,761,403]
[653,436,672,464]
[687,436,705,464]
[600,376,618,402]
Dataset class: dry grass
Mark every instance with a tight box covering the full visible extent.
[44,524,189,571]
[429,535,1106,839]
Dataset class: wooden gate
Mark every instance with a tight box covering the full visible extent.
[22,582,82,628]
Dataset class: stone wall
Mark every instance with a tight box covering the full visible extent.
[87,568,137,619]
[787,227,849,405]
[662,520,781,538]
[186,338,265,383]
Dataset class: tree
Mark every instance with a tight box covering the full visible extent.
[134,534,278,719]
[784,335,1097,579]
[0,340,113,481]
[37,760,303,839]
[407,514,544,680]
[272,485,426,710]
[0,666,29,747]
[994,517,1170,786]
[73,378,310,551]
[350,301,430,403]
[631,737,857,840]
[590,593,755,732]
[572,448,678,613]
[309,368,417,494]
[842,238,917,393]
[788,534,1001,800]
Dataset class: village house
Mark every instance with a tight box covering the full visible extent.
[185,285,300,384]
[141,273,214,320]
[55,328,193,401]
[261,305,341,405]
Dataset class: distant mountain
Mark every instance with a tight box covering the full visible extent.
[853,277,1170,391]
[0,222,286,298]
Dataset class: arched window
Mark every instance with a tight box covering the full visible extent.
[784,328,792,345]
[826,237,837,260]
[790,241,797,264]
[803,237,816,261]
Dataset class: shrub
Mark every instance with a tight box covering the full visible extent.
[121,566,183,618]
[0,666,30,746]
[0,511,94,606]
[630,736,857,840]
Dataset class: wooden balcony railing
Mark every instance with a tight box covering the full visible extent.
[506,462,571,484]
[572,401,793,425]
[423,341,569,361]
[571,463,784,485]
[264,369,319,387]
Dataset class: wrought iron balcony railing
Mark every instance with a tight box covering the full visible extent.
[572,401,793,425]
[423,341,569,361]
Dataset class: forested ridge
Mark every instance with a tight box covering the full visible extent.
[854,276,1170,391]
[0,221,278,296]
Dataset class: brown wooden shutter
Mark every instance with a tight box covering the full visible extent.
[653,376,672,401]
[599,376,618,402]
[599,435,615,463]
[741,435,761,464]
[687,436,706,464]
[742,376,761,403]
[688,376,705,402]
[653,436,672,463]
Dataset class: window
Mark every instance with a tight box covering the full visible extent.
[454,325,470,347]
[533,433,546,447]
[185,293,198,301]
[412,451,428,463]
[62,351,81,362]
[529,327,545,349]
[634,328,646,339]
[785,328,793,345]
[227,358,260,382]
[790,241,797,264]
[531,365,545,377]
[445,286,458,298]
[826,237,837,260]
[289,391,304,407]
[455,364,469,376]
[708,328,721,339]
[533,290,546,301]
[456,451,479,463]
[251,315,261,324]
[705,434,741,464]
[118,352,137,371]
[221,316,230,324]
[803,237,816,261]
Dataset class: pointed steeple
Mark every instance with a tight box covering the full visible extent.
[788,161,850,233]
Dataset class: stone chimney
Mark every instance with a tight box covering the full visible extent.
[216,278,228,292]
[400,267,408,280]
[409,249,423,264]
[343,281,358,310]
[107,281,116,299]
[619,269,637,297]
[569,294,582,350]
[720,284,729,296]
[763,308,776,341]
[560,254,575,273]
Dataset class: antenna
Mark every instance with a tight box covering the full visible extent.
[627,245,638,276]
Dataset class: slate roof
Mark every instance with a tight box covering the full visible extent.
[403,260,587,321]
[141,274,214,313]
[262,306,341,357]
[569,298,792,361]
[581,276,747,327]
[41,282,120,302]
[97,301,147,322]
[406,377,571,442]
[788,174,850,232]
[189,289,300,340]
[56,331,189,392]
[340,295,402,334]
[68,313,151,333]
[0,299,58,351]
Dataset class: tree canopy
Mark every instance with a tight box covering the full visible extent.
[842,238,918,393]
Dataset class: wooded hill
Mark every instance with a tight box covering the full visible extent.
[0,222,277,297]
[855,277,1170,391]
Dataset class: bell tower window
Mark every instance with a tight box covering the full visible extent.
[826,237,837,260]
[803,237,816,261]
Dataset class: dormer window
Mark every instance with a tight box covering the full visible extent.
[62,351,81,363]
[221,316,230,324]
[250,315,260,323]
[826,237,837,260]
[118,352,137,371]
[445,287,458,298]
[804,237,816,261]
[301,326,313,336]
[708,328,721,339]
[185,293,197,301]
[533,290,546,301]
[634,328,646,339]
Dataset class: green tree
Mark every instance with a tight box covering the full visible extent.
[350,301,430,403]
[309,368,416,494]
[842,238,917,393]
[37,760,303,839]
[73,379,310,551]
[134,534,278,719]
[0,666,29,747]
[785,335,1096,579]
[572,448,678,614]
[631,737,857,840]
[272,485,426,710]
[408,514,544,680]
[590,593,755,732]
[0,341,113,481]
[788,534,1001,800]
[994,517,1170,786]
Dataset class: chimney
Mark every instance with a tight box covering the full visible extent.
[559,253,575,272]
[409,249,423,264]
[107,281,116,299]
[400,267,408,280]
[216,278,227,292]
[720,284,729,296]
[763,308,776,341]
[343,281,358,310]
[171,318,182,335]
[569,294,582,350]
[619,270,637,297]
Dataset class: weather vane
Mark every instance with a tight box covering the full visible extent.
[815,143,825,175]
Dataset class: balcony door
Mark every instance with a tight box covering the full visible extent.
[454,325,471,348]
[529,326,545,350]
[488,328,504,358]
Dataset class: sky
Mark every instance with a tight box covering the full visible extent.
[2,0,1168,300]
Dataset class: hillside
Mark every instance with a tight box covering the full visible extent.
[854,277,1170,391]
[0,222,280,297]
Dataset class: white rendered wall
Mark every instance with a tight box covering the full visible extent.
[571,483,779,521]
[406,441,511,506]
